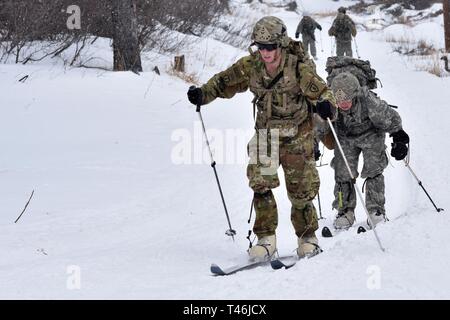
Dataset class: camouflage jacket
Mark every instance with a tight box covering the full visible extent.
[336,86,402,138]
[328,13,357,41]
[296,16,321,40]
[200,40,336,136]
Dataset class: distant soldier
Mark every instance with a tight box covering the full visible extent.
[328,7,357,57]
[295,14,322,60]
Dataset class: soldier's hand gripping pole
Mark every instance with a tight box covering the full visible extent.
[326,118,385,252]
[196,103,236,241]
[403,160,444,213]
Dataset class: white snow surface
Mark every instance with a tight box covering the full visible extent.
[1,0,450,299]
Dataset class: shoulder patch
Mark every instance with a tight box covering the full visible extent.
[308,83,320,93]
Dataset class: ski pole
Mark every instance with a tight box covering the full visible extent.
[327,118,385,252]
[195,99,236,241]
[331,38,335,56]
[353,37,360,58]
[403,160,444,213]
[317,192,324,220]
[319,31,324,53]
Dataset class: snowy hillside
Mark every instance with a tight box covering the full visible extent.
[1,0,449,299]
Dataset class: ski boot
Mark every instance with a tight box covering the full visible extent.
[367,210,387,229]
[248,234,277,261]
[297,234,322,258]
[333,209,355,230]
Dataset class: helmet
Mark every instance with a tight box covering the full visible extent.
[338,7,347,14]
[331,72,360,103]
[251,16,289,47]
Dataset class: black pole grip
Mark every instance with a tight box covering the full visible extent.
[188,85,201,112]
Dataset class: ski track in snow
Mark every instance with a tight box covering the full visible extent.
[0,0,449,299]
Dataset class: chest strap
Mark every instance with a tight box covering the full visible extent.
[253,70,284,119]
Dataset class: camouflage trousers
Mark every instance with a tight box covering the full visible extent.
[330,130,388,215]
[336,40,353,57]
[247,120,320,238]
[302,35,317,58]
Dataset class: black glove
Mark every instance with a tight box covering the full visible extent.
[390,129,409,144]
[316,100,334,120]
[391,142,408,160]
[295,32,299,39]
[187,86,203,106]
[314,142,321,161]
[317,25,322,31]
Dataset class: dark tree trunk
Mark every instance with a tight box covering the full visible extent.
[444,0,450,53]
[111,0,142,72]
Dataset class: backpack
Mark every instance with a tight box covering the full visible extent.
[325,56,380,89]
[302,16,316,36]
[286,40,308,64]
[334,15,351,35]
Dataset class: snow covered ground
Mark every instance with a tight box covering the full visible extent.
[1,0,449,299]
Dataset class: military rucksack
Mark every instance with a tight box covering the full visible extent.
[325,56,380,89]
[302,16,316,36]
[334,14,351,35]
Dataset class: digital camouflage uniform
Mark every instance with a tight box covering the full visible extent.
[200,21,336,239]
[295,16,321,58]
[330,75,403,217]
[328,12,357,57]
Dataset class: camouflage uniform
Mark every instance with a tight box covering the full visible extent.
[200,18,336,239]
[329,74,403,218]
[328,11,357,57]
[295,16,322,59]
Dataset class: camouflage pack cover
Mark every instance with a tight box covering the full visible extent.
[302,16,317,36]
[333,13,352,35]
[325,56,379,89]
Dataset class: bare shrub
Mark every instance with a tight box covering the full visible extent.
[416,54,448,77]
[167,67,200,85]
[0,0,230,70]
[351,0,438,15]
[313,11,338,18]
[388,6,404,18]
[386,35,435,56]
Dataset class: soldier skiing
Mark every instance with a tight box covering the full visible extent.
[328,7,357,57]
[187,16,337,261]
[326,67,409,230]
[295,14,322,60]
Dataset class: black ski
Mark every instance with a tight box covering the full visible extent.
[357,226,367,234]
[271,247,323,270]
[321,222,369,238]
[270,255,298,270]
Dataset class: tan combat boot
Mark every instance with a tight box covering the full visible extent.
[248,235,277,261]
[297,234,321,258]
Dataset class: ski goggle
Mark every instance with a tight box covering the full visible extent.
[255,42,279,51]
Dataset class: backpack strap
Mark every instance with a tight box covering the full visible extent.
[252,70,285,120]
